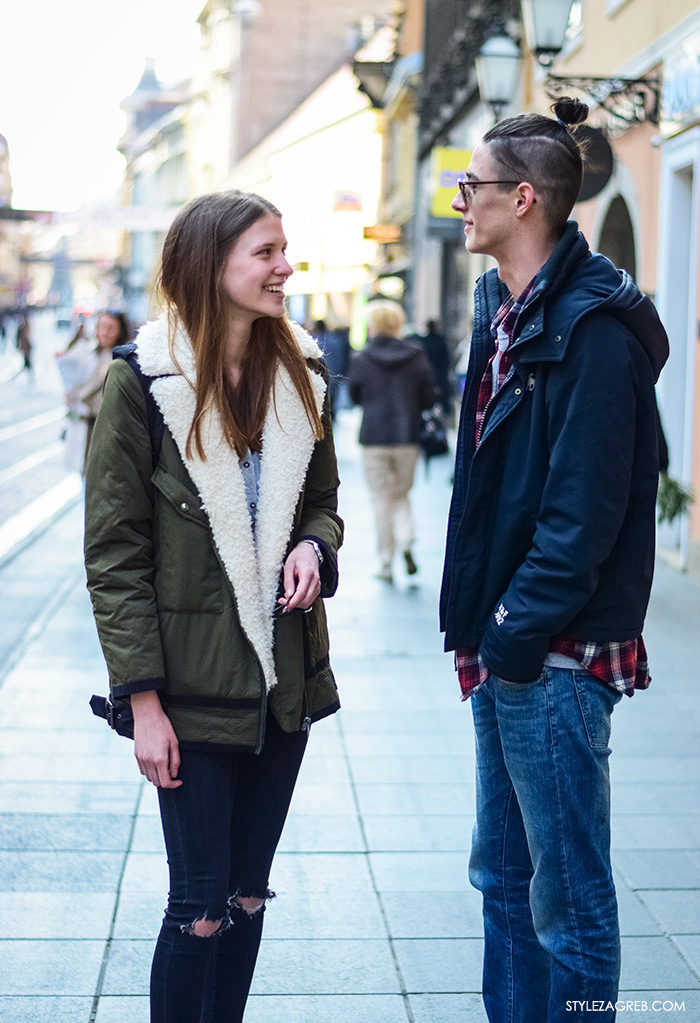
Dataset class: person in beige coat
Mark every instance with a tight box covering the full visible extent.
[349,300,438,582]
[64,311,131,473]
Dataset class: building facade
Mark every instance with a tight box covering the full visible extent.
[118,61,191,323]
[190,0,395,196]
[225,59,385,339]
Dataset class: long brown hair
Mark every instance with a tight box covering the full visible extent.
[157,190,323,460]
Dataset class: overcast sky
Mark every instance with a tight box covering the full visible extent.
[1,0,202,211]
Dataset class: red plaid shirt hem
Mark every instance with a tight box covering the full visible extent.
[455,636,650,701]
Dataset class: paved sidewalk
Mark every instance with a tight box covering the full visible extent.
[0,410,698,1022]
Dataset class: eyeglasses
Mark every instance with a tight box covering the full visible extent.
[457,178,525,204]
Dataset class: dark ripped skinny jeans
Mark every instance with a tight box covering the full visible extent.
[150,712,308,1023]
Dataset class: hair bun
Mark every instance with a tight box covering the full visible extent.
[552,96,589,126]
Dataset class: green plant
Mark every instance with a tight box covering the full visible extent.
[657,472,695,525]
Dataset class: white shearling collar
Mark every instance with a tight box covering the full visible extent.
[135,312,322,378]
[133,313,326,693]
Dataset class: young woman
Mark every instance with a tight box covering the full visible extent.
[66,310,131,472]
[84,190,343,1023]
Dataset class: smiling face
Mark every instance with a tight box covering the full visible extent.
[452,143,520,261]
[220,214,293,324]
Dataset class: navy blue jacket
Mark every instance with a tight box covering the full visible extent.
[439,223,669,682]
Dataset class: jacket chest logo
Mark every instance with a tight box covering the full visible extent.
[494,603,509,626]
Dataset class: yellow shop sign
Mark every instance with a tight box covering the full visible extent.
[431,147,472,219]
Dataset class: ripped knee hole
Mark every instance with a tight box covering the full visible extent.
[232,895,265,916]
[182,916,226,938]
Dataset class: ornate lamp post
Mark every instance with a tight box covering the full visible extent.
[475,32,522,123]
[519,0,660,125]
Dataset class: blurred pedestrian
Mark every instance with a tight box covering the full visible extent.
[84,190,343,1023]
[348,299,438,583]
[440,98,669,1022]
[64,317,88,352]
[420,319,453,416]
[64,310,131,473]
[314,319,350,420]
[15,313,32,371]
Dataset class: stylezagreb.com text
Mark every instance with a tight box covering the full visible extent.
[566,1002,686,1013]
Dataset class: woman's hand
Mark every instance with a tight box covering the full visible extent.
[131,691,182,789]
[279,542,321,612]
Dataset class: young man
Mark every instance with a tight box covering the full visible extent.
[439,99,669,1023]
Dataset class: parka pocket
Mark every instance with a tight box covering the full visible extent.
[152,465,209,528]
[152,467,227,613]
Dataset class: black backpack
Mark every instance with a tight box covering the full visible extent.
[112,342,166,467]
[89,343,168,739]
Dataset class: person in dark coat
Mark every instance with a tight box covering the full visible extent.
[348,299,437,582]
[15,314,32,371]
[420,319,453,415]
[314,319,350,420]
[440,99,669,1022]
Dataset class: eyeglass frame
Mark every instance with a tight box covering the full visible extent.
[457,177,537,205]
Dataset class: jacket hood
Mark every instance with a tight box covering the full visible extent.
[362,334,425,367]
[531,223,669,382]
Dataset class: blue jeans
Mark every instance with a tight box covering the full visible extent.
[469,668,622,1023]
[150,713,307,1023]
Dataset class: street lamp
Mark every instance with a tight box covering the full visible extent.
[520,0,575,64]
[475,32,522,123]
[519,0,660,125]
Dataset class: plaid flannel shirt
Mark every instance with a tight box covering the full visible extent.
[456,278,651,700]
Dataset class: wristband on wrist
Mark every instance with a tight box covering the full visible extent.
[301,539,324,565]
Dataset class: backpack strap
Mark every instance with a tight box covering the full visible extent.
[112,342,165,467]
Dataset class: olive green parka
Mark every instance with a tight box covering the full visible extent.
[84,315,343,753]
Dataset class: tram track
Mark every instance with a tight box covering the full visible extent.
[0,399,81,567]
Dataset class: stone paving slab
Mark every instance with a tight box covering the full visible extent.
[0,939,105,995]
[408,993,489,1023]
[672,935,700,975]
[369,851,469,892]
[620,936,700,989]
[251,937,402,995]
[93,993,415,1023]
[0,893,116,939]
[0,780,141,815]
[639,890,700,934]
[361,813,474,851]
[612,816,700,850]
[0,813,134,852]
[275,813,366,853]
[0,996,95,1023]
[392,936,484,992]
[355,781,475,816]
[379,889,484,938]
[612,850,700,890]
[0,851,125,892]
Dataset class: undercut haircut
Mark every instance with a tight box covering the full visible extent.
[483,96,588,230]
